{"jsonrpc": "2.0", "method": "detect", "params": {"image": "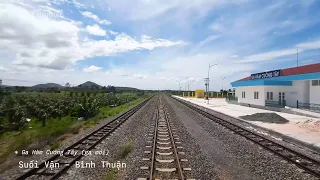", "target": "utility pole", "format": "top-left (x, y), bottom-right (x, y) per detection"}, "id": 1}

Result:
top-left (222, 77), bottom-right (225, 90)
top-left (185, 76), bottom-right (190, 93)
top-left (222, 77), bottom-right (225, 97)
top-left (206, 63), bottom-right (218, 103)
top-left (297, 48), bottom-right (299, 66)
top-left (204, 77), bottom-right (209, 99)
top-left (176, 80), bottom-right (181, 96)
